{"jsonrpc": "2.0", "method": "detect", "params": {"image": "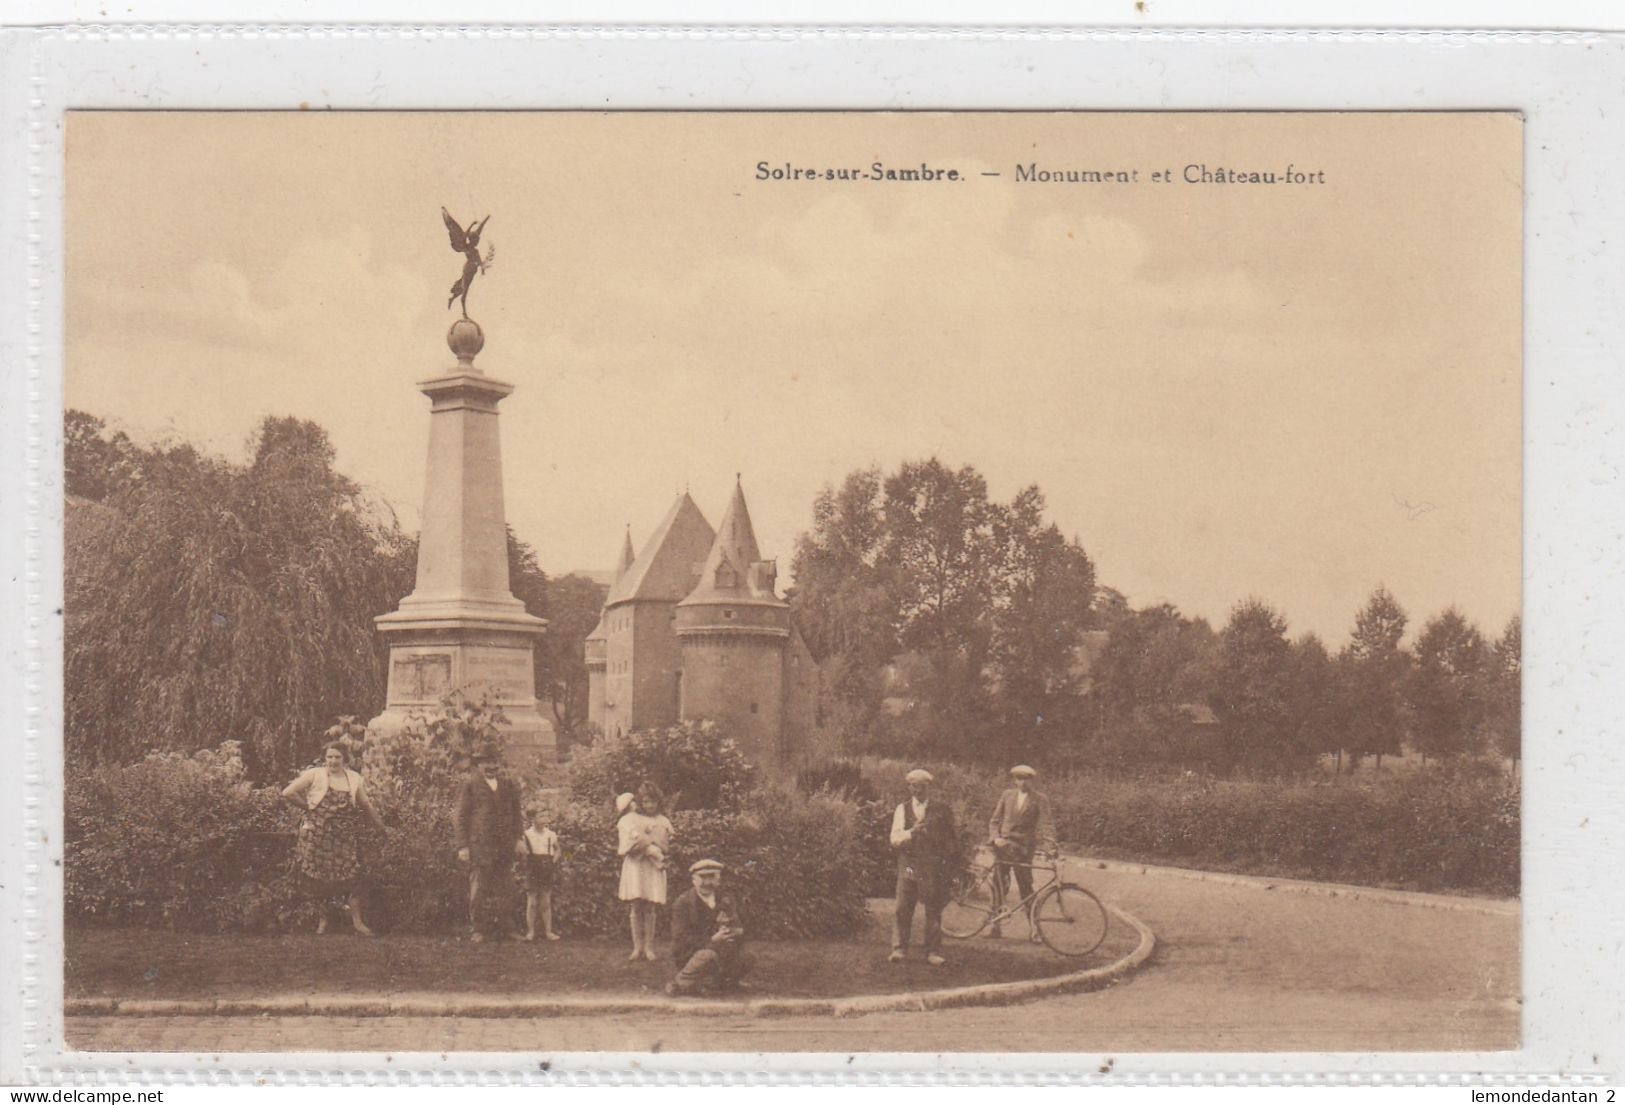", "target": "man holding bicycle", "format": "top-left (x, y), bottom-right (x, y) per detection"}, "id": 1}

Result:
top-left (985, 764), bottom-right (1057, 940)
